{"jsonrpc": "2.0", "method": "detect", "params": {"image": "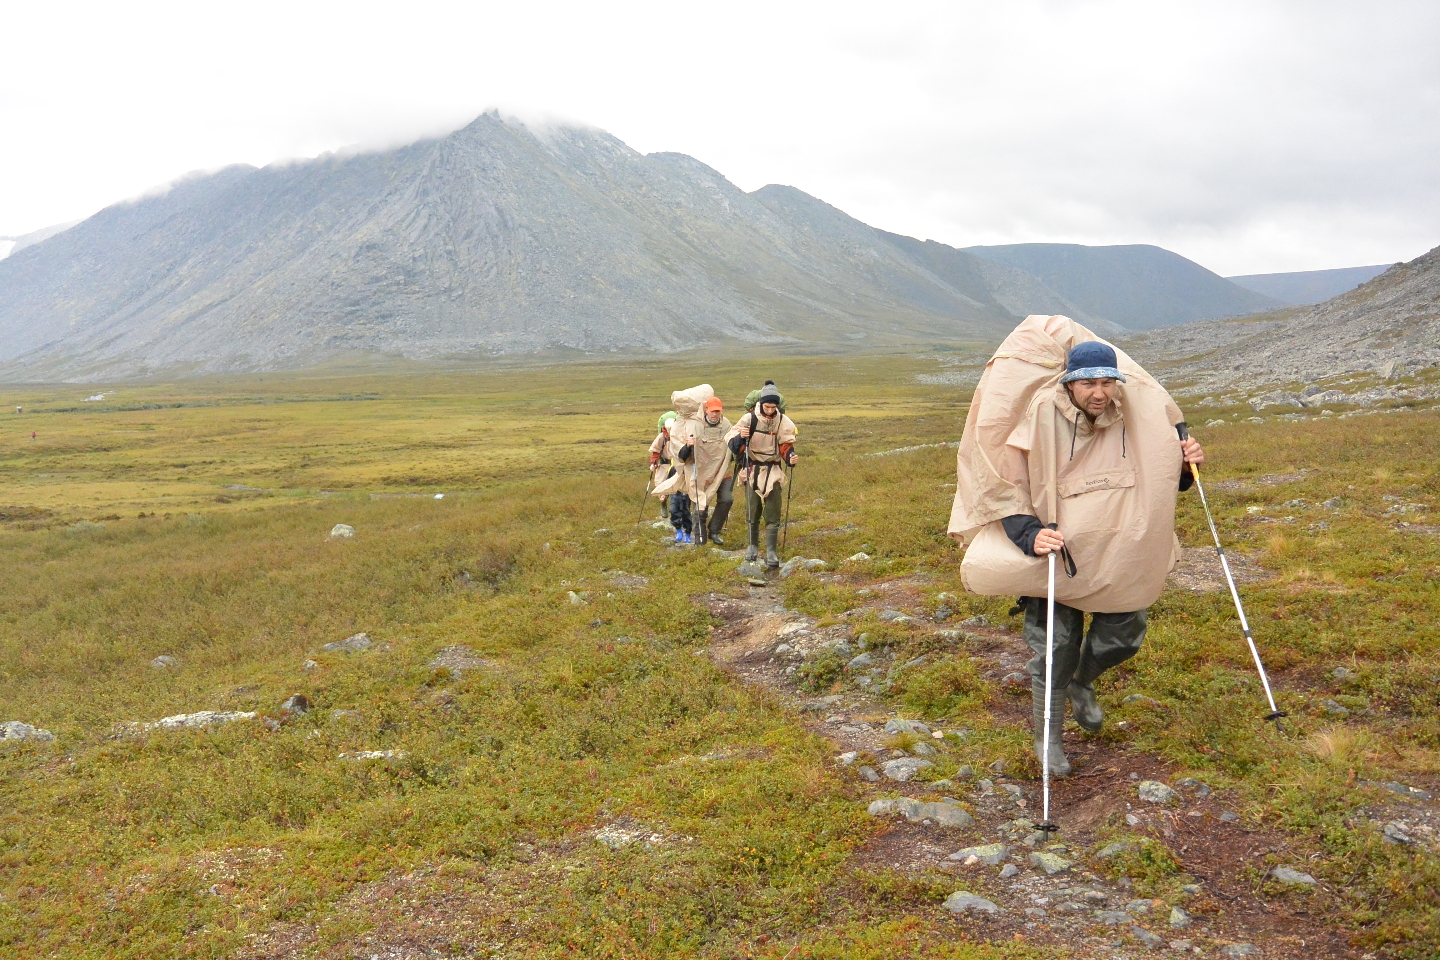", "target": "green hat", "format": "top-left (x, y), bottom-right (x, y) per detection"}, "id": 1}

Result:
top-left (657, 411), bottom-right (678, 431)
